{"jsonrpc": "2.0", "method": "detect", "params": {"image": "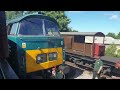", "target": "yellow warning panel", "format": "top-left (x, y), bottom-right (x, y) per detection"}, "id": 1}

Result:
top-left (26, 47), bottom-right (63, 73)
